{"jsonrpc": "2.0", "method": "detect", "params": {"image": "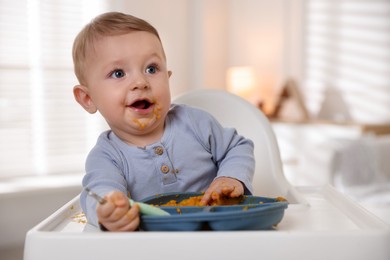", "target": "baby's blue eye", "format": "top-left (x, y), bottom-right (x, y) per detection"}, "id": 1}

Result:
top-left (146, 65), bottom-right (158, 74)
top-left (110, 69), bottom-right (125, 78)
